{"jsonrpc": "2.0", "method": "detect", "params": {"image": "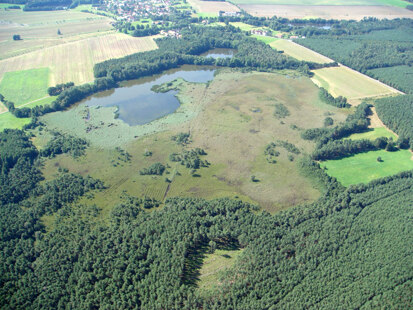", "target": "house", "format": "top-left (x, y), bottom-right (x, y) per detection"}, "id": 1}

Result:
top-left (251, 29), bottom-right (268, 36)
